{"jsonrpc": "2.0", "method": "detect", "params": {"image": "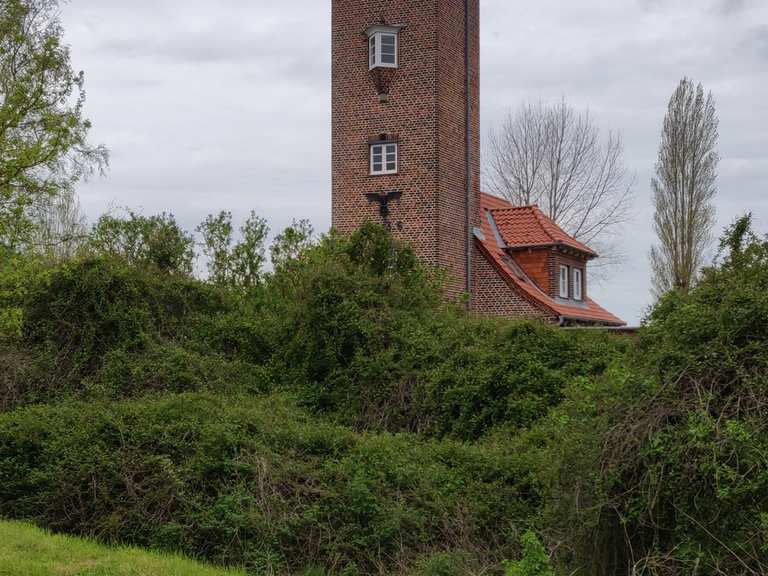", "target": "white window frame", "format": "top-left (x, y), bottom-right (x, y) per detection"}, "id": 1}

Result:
top-left (573, 268), bottom-right (583, 301)
top-left (370, 142), bottom-right (398, 175)
top-left (559, 265), bottom-right (569, 299)
top-left (367, 26), bottom-right (399, 70)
